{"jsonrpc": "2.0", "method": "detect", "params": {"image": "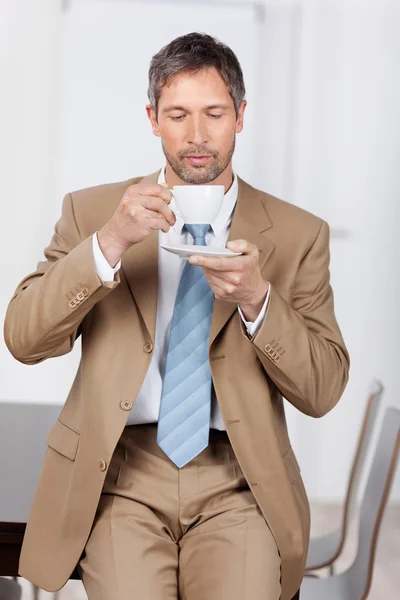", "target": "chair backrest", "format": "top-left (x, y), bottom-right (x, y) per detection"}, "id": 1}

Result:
top-left (336, 381), bottom-right (384, 558)
top-left (346, 406), bottom-right (400, 599)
